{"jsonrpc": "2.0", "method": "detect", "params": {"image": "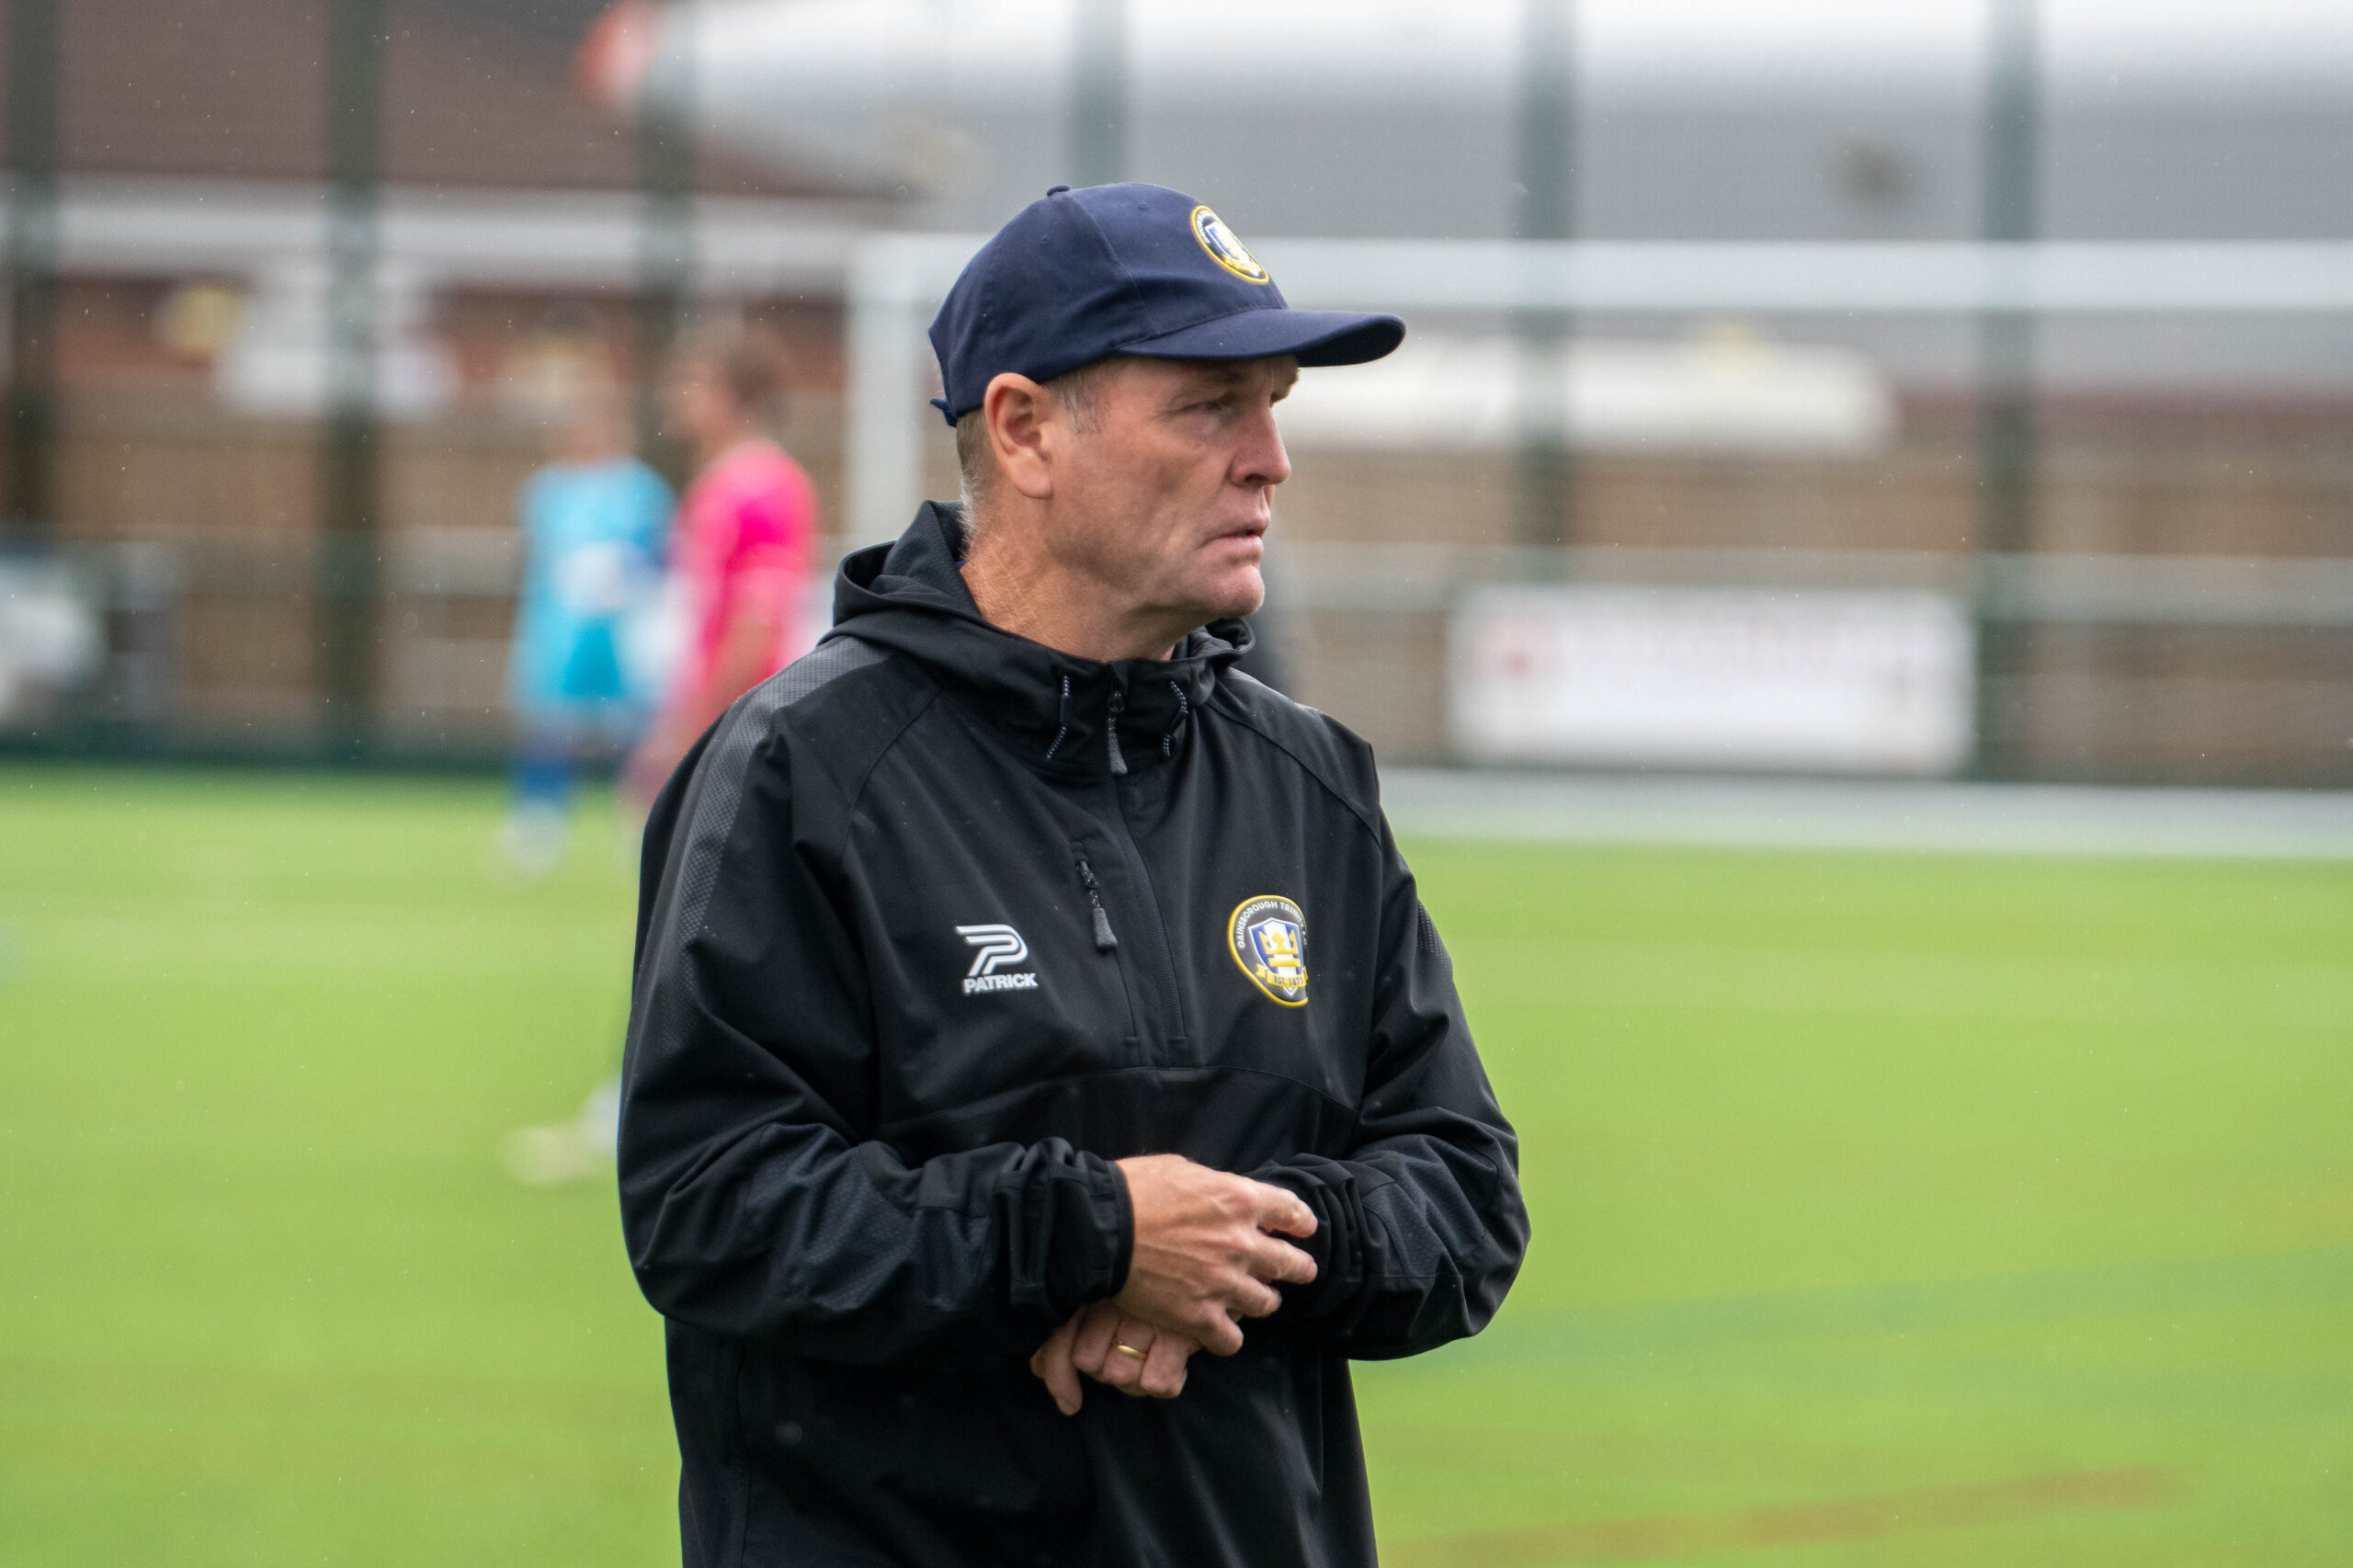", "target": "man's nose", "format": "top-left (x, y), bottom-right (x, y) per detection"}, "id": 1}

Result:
top-left (1235, 403), bottom-right (1292, 489)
